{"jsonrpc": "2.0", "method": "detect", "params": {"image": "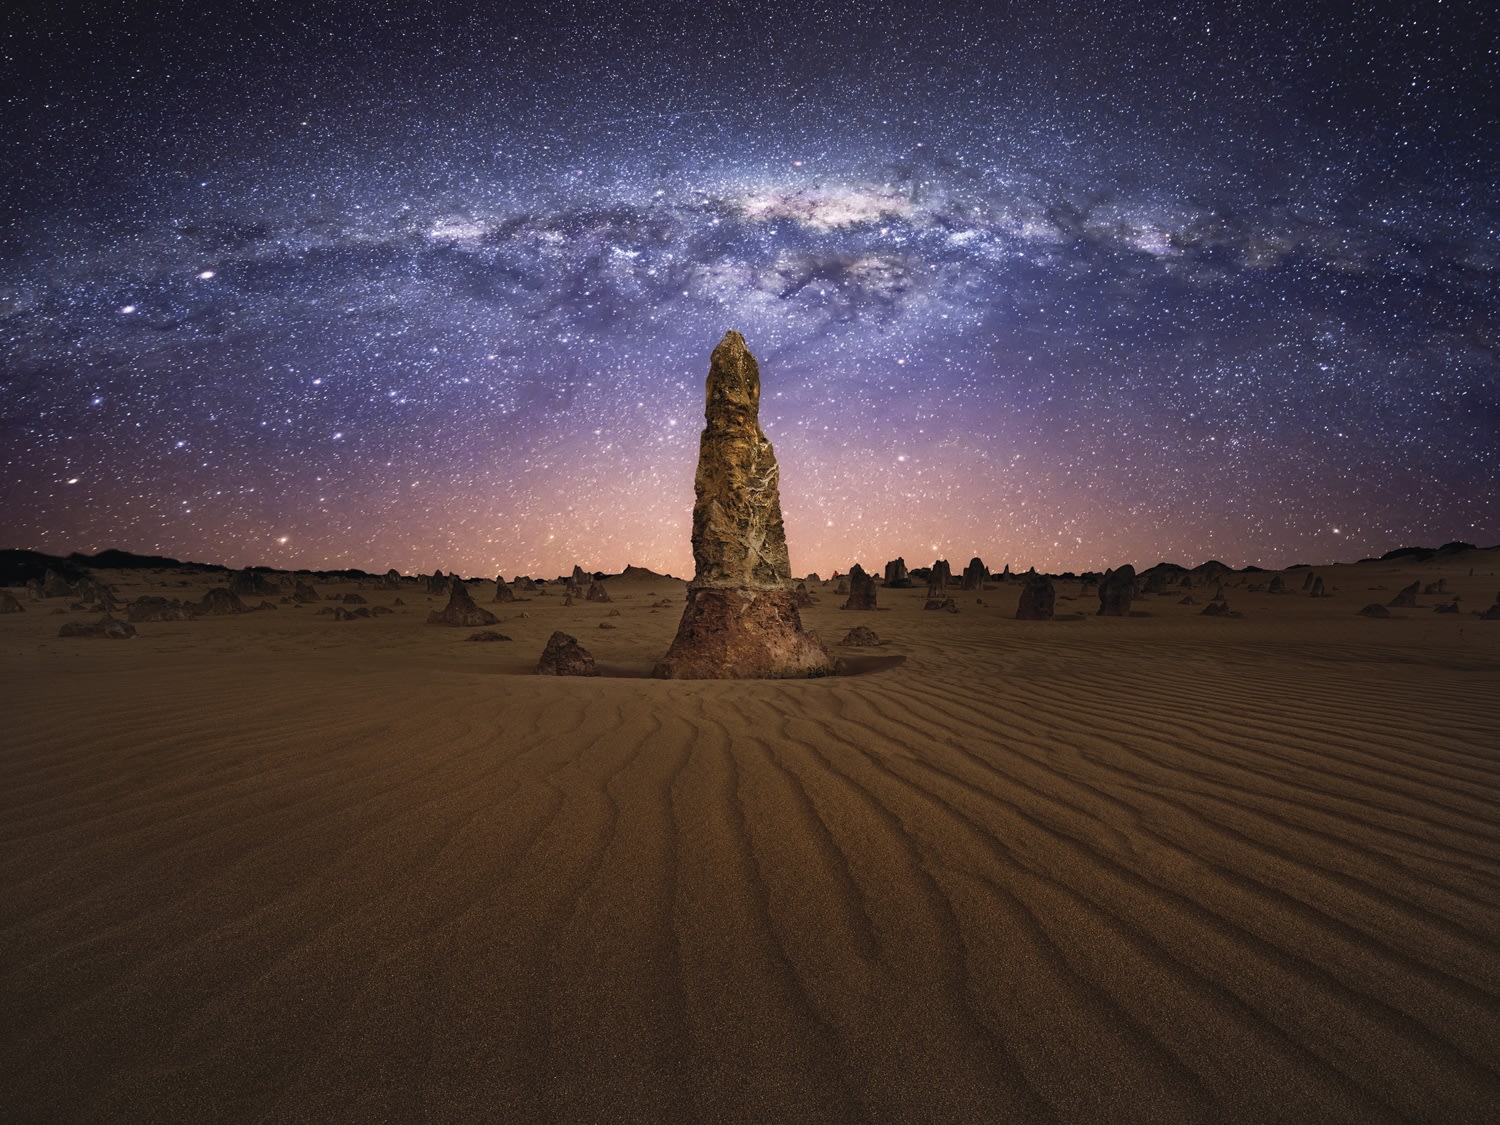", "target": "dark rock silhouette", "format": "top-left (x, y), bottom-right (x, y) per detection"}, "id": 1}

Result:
top-left (654, 332), bottom-right (833, 678)
top-left (1480, 592), bottom-right (1500, 621)
top-left (0, 590), bottom-right (24, 613)
top-left (1268, 575), bottom-right (1286, 594)
top-left (883, 558), bottom-right (911, 587)
top-left (924, 597), bottom-right (958, 612)
top-left (41, 569), bottom-right (73, 598)
top-left (341, 593), bottom-right (367, 604)
top-left (293, 581), bottom-right (320, 603)
top-left (127, 596), bottom-right (194, 622)
top-left (927, 559), bottom-right (952, 598)
top-left (467, 630), bottom-right (512, 642)
top-left (793, 580), bottom-right (813, 607)
top-left (839, 626), bottom-right (881, 646)
top-left (1309, 576), bottom-right (1329, 598)
top-left (537, 630), bottom-right (599, 676)
top-left (842, 564), bottom-right (877, 610)
top-left (494, 577), bottom-right (517, 603)
top-left (586, 579), bottom-right (612, 603)
top-left (960, 557), bottom-right (986, 591)
top-left (197, 588), bottom-right (248, 615)
top-left (229, 569), bottom-right (278, 598)
top-left (1201, 600), bottom-right (1236, 617)
top-left (382, 569), bottom-right (402, 589)
top-left (1097, 565), bottom-right (1137, 616)
top-left (427, 578), bottom-right (499, 627)
top-left (426, 570), bottom-right (450, 597)
top-left (1388, 580), bottom-right (1420, 608)
top-left (1423, 579), bottom-right (1448, 595)
top-left (59, 614), bottom-right (135, 639)
top-left (1358, 603), bottom-right (1392, 618)
top-left (1015, 570), bottom-right (1055, 620)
